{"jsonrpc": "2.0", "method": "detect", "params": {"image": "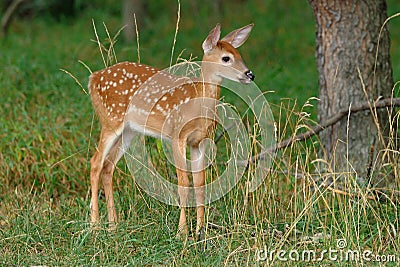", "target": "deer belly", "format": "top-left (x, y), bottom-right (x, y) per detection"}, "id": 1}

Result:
top-left (186, 129), bottom-right (208, 146)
